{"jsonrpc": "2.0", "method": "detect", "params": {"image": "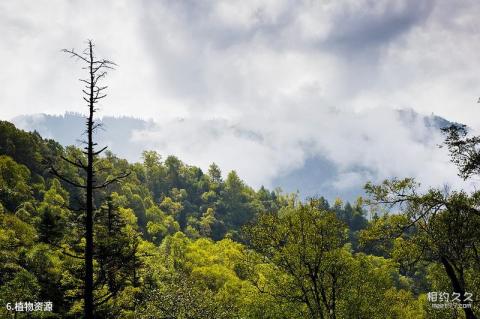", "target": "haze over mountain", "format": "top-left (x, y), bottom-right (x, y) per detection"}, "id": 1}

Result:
top-left (13, 109), bottom-right (465, 202)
